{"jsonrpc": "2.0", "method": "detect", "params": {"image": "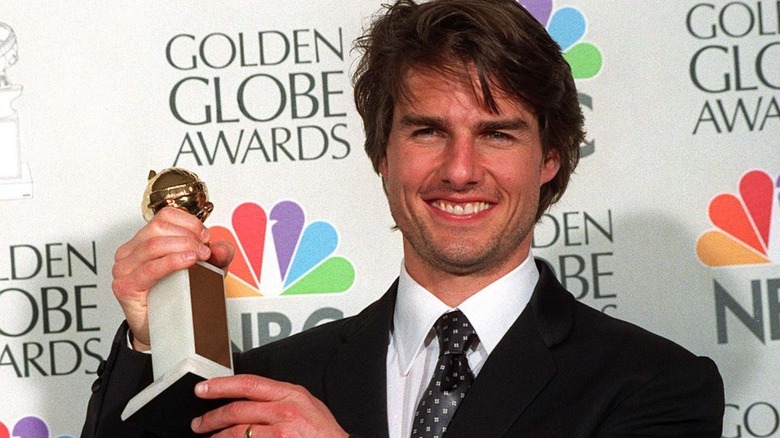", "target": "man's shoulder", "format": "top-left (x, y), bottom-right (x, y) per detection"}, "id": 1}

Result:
top-left (558, 297), bottom-right (722, 402)
top-left (533, 260), bottom-right (702, 367)
top-left (565, 302), bottom-right (724, 434)
top-left (570, 299), bottom-right (697, 363)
